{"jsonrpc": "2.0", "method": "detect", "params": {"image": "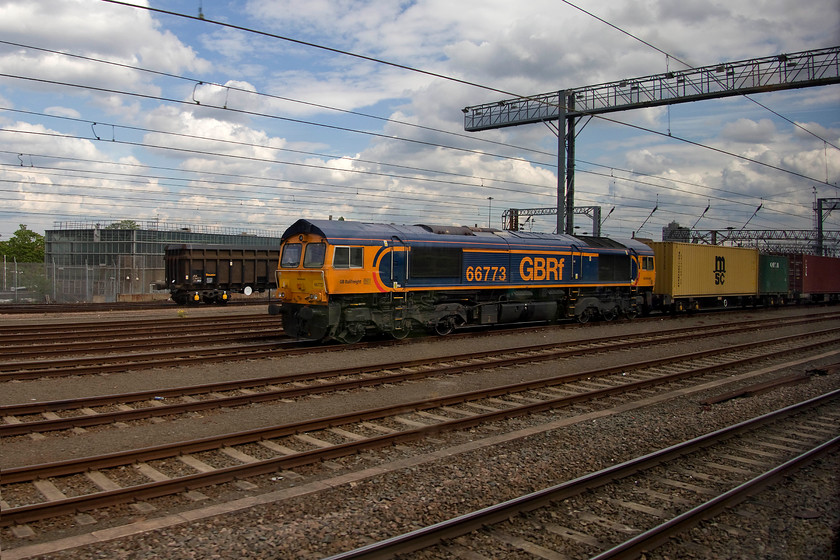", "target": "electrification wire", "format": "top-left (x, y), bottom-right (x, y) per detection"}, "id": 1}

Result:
top-left (0, 165), bottom-right (547, 214)
top-left (0, 126), bottom-right (554, 199)
top-left (5, 106), bottom-right (800, 216)
top-left (1, 154), bottom-right (808, 232)
top-left (0, 73), bottom-right (551, 169)
top-left (574, 160), bottom-right (819, 219)
top-left (100, 0), bottom-right (522, 99)
top-left (97, 1), bottom-right (838, 183)
top-left (0, 5), bottom-right (829, 245)
top-left (0, 39), bottom-right (557, 159)
top-left (2, 136), bottom-right (805, 227)
top-left (0, 107), bottom-right (552, 191)
top-left (558, 0), bottom-right (840, 151)
top-left (2, 70), bottom-right (832, 191)
top-left (0, 125), bottom-right (815, 230)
